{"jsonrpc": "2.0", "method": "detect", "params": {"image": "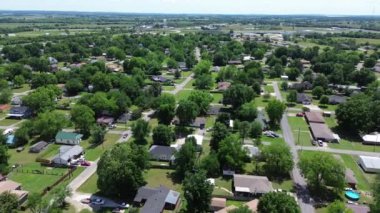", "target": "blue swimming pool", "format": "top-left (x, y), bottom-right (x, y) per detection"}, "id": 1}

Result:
top-left (345, 190), bottom-right (360, 201)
